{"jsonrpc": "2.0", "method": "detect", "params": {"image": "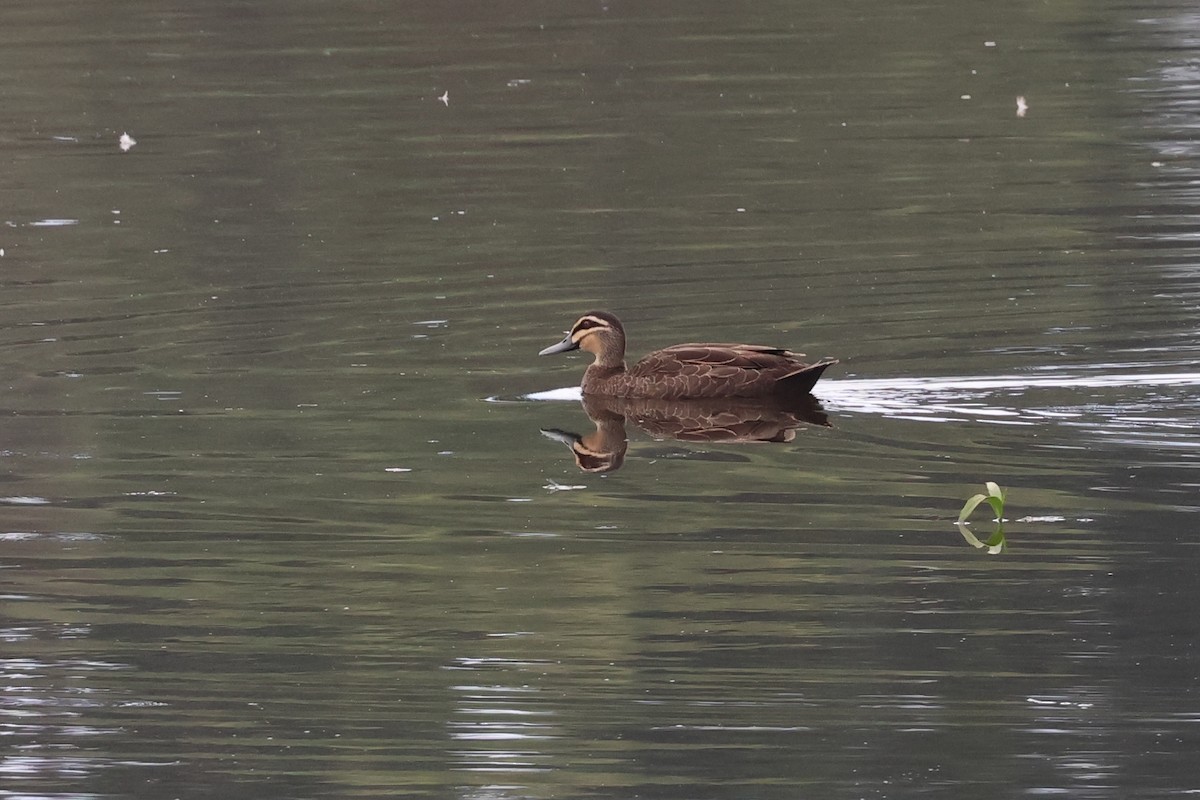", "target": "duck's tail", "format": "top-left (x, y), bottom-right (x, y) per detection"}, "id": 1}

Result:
top-left (777, 359), bottom-right (839, 394)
